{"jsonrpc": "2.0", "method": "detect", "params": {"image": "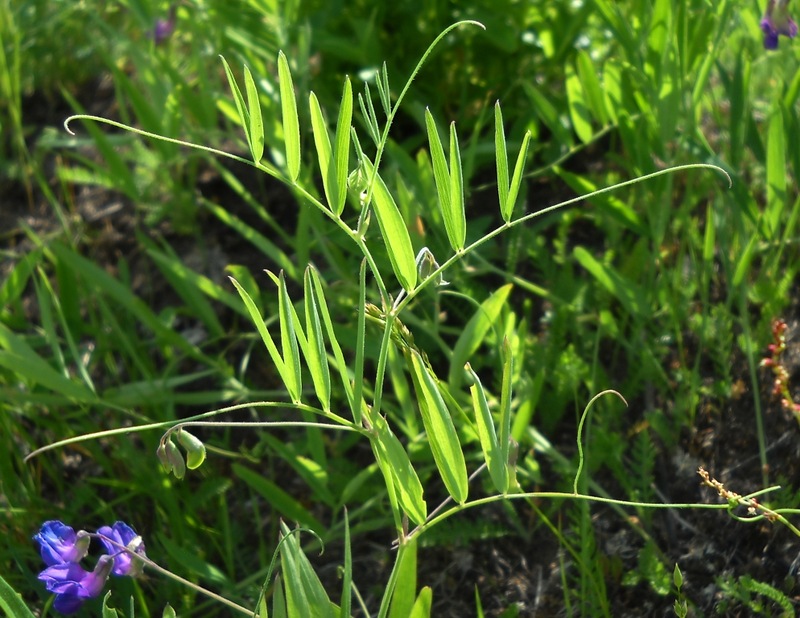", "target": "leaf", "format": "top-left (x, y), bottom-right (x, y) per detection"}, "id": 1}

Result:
top-left (234, 465), bottom-right (324, 532)
top-left (244, 65), bottom-right (265, 162)
top-left (448, 284), bottom-right (513, 389)
top-left (408, 587), bottom-right (433, 618)
top-left (303, 268), bottom-right (331, 410)
top-left (229, 277), bottom-right (289, 392)
top-left (466, 363), bottom-right (508, 494)
top-left (566, 62), bottom-right (593, 144)
top-left (361, 158), bottom-right (417, 291)
top-left (766, 104), bottom-right (786, 240)
top-left (220, 56), bottom-right (252, 154)
top-left (447, 121), bottom-right (467, 251)
top-left (425, 109), bottom-right (453, 235)
top-left (0, 572), bottom-right (37, 618)
top-left (310, 91), bottom-right (334, 211)
top-left (278, 51), bottom-right (301, 182)
top-left (388, 540), bottom-right (418, 618)
top-left (278, 271), bottom-right (302, 403)
top-left (494, 102), bottom-right (510, 221)
top-left (333, 77), bottom-right (353, 215)
top-left (506, 130), bottom-right (530, 222)
top-left (408, 350), bottom-right (468, 504)
top-left (279, 523), bottom-right (336, 618)
top-left (575, 49), bottom-right (608, 126)
top-left (370, 413), bottom-right (427, 525)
